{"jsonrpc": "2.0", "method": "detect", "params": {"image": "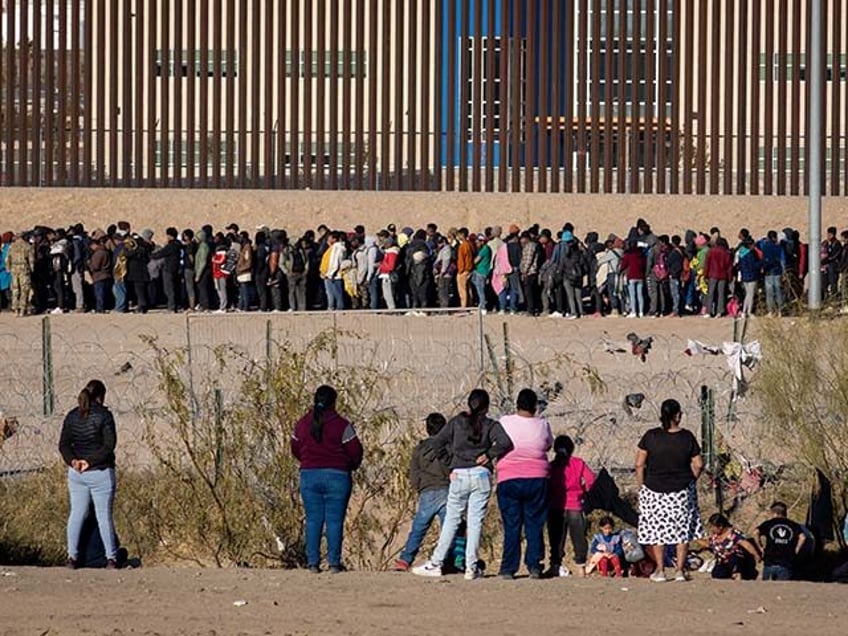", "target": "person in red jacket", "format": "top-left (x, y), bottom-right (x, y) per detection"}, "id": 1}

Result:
top-left (620, 241), bottom-right (647, 318)
top-left (704, 237), bottom-right (734, 317)
top-left (291, 385), bottom-right (364, 573)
